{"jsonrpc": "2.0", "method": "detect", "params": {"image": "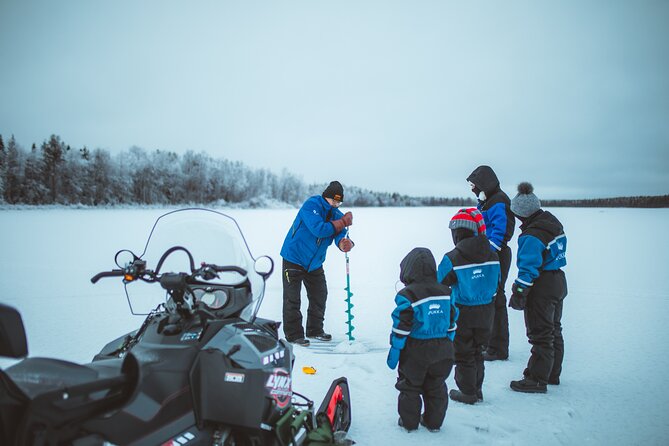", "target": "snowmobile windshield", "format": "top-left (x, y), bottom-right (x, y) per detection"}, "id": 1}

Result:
top-left (124, 208), bottom-right (266, 320)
